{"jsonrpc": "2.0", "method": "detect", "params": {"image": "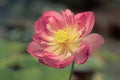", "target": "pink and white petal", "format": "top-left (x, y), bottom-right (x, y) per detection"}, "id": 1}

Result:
top-left (84, 33), bottom-right (104, 53)
top-left (75, 13), bottom-right (87, 29)
top-left (33, 33), bottom-right (54, 42)
top-left (48, 17), bottom-right (64, 29)
top-left (34, 16), bottom-right (50, 34)
top-left (62, 9), bottom-right (75, 26)
top-left (35, 16), bottom-right (64, 34)
top-left (32, 34), bottom-right (49, 47)
top-left (75, 12), bottom-right (95, 36)
top-left (32, 34), bottom-right (42, 43)
top-left (39, 32), bottom-right (54, 42)
top-left (42, 10), bottom-right (63, 21)
top-left (74, 41), bottom-right (90, 64)
top-left (26, 41), bottom-right (45, 59)
top-left (39, 51), bottom-right (74, 68)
